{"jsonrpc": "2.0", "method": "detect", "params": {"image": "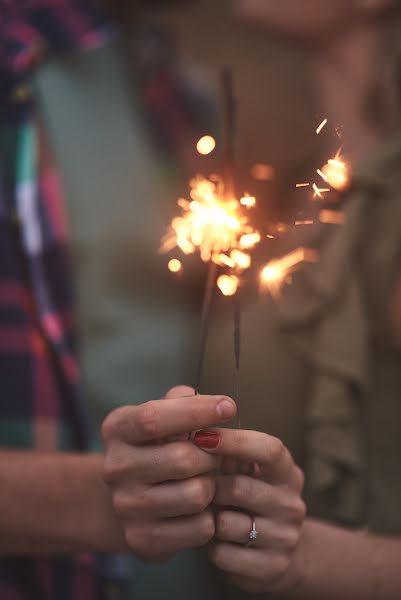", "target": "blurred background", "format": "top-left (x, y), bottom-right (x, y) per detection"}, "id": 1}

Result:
top-left (31, 1), bottom-right (332, 598)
